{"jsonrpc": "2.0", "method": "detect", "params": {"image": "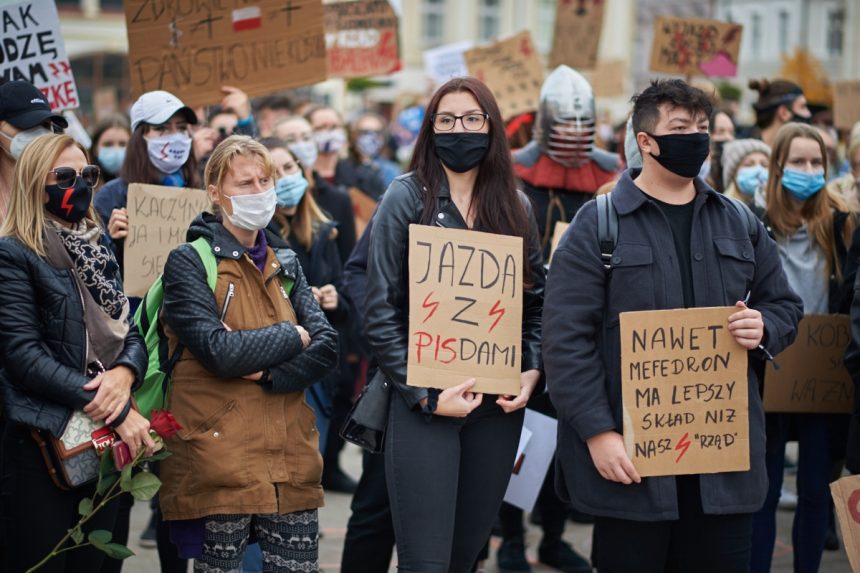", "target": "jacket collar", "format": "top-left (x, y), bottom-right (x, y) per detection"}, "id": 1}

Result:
top-left (612, 168), bottom-right (722, 215)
